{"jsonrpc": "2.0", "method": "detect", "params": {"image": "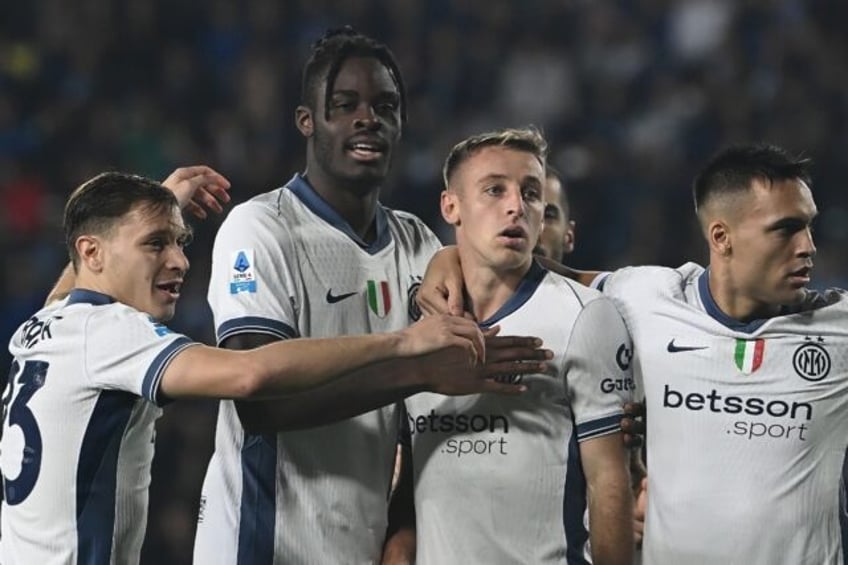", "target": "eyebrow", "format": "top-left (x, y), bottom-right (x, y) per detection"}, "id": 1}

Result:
top-left (765, 213), bottom-right (818, 231)
top-left (142, 226), bottom-right (192, 241)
